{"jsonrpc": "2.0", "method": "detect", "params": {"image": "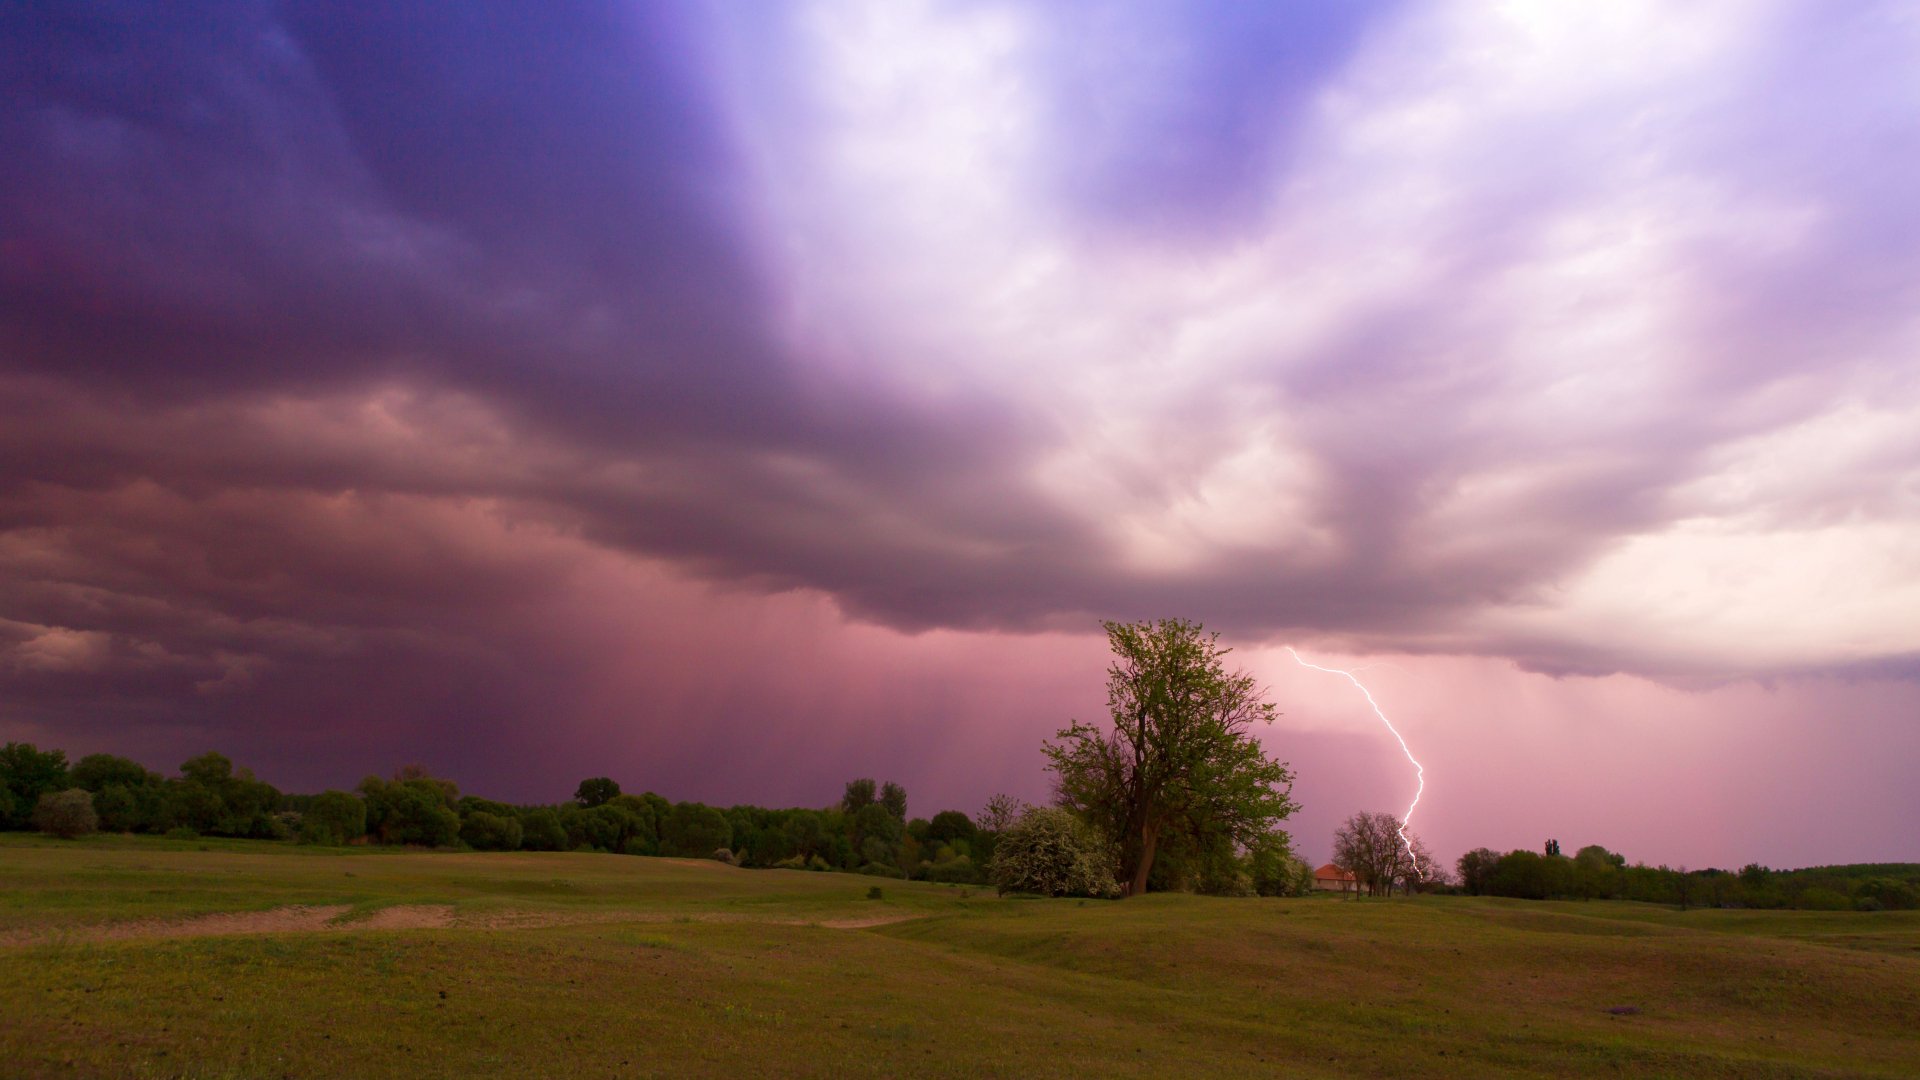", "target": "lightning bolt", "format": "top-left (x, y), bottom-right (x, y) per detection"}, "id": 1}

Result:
top-left (1286, 647), bottom-right (1426, 878)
